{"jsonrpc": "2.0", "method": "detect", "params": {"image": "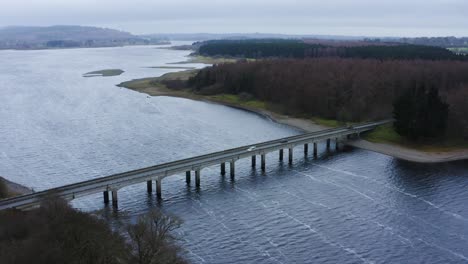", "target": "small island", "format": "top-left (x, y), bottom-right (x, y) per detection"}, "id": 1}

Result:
top-left (83, 69), bottom-right (124, 77)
